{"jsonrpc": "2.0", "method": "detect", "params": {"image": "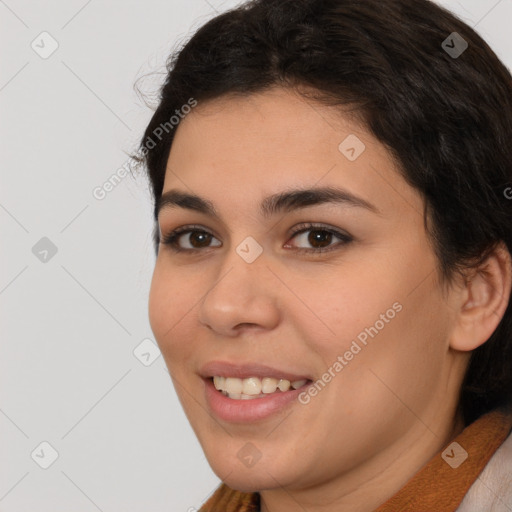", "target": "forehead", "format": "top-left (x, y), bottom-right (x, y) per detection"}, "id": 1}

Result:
top-left (168, 88), bottom-right (366, 166)
top-left (162, 87), bottom-right (424, 221)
